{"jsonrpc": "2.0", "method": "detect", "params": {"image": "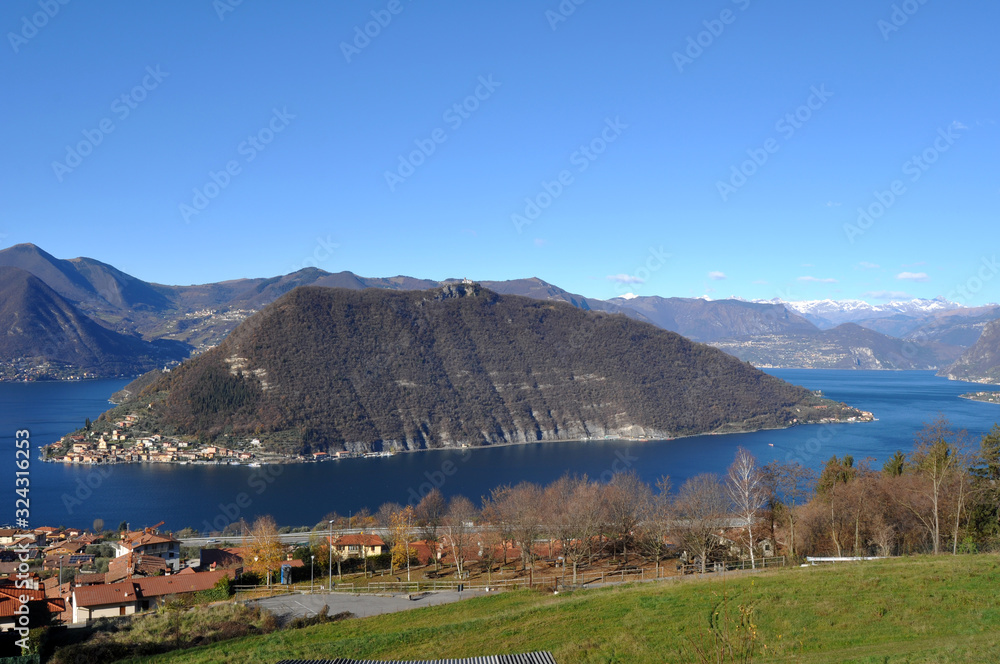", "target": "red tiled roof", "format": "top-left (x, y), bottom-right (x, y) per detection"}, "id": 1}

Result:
top-left (199, 548), bottom-right (243, 570)
top-left (135, 569), bottom-right (234, 598)
top-left (121, 530), bottom-right (178, 549)
top-left (332, 534), bottom-right (385, 547)
top-left (44, 580), bottom-right (71, 600)
top-left (45, 540), bottom-right (87, 554)
top-left (73, 581), bottom-right (139, 608)
top-left (107, 554), bottom-right (169, 583)
top-left (74, 572), bottom-right (107, 586)
top-left (0, 591), bottom-right (64, 618)
top-left (0, 587), bottom-right (43, 601)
